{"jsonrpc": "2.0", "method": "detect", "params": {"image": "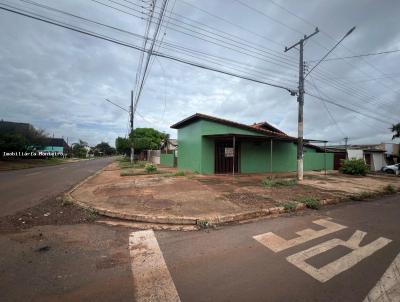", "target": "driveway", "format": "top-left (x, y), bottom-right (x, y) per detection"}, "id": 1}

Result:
top-left (0, 157), bottom-right (115, 217)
